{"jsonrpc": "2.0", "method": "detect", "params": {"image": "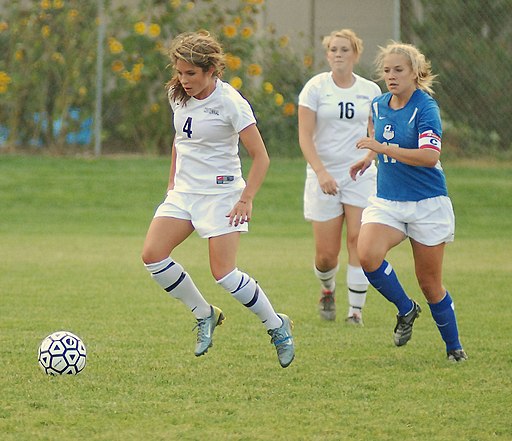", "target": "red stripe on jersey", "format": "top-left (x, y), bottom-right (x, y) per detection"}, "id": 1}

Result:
top-left (419, 131), bottom-right (441, 152)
